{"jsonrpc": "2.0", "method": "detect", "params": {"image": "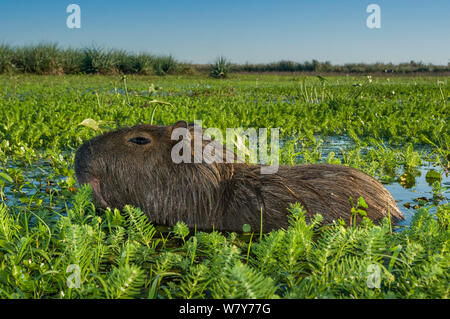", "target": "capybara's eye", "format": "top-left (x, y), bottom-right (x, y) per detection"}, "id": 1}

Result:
top-left (128, 137), bottom-right (151, 145)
